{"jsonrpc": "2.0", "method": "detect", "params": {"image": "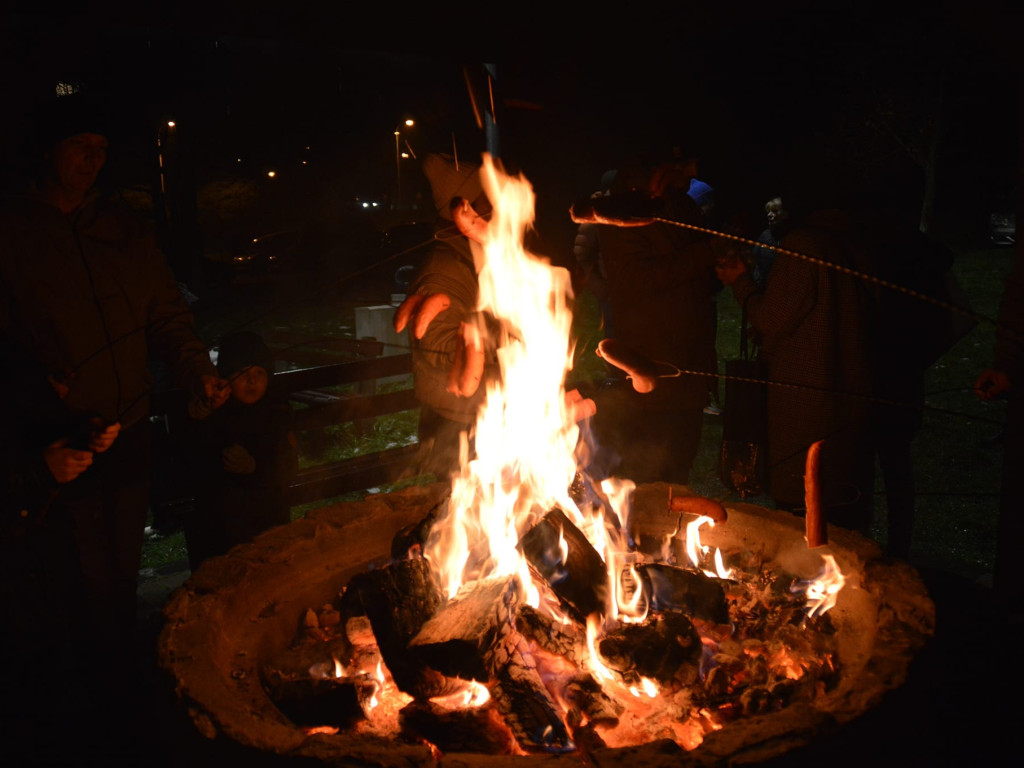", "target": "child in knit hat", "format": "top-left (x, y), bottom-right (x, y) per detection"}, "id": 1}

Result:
top-left (177, 331), bottom-right (297, 570)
